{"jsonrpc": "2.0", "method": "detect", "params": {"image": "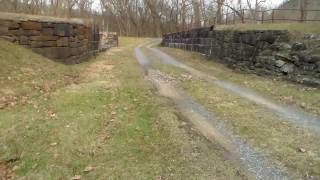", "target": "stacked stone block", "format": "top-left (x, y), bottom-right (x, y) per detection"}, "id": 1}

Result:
top-left (0, 18), bottom-right (94, 63)
top-left (162, 28), bottom-right (320, 86)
